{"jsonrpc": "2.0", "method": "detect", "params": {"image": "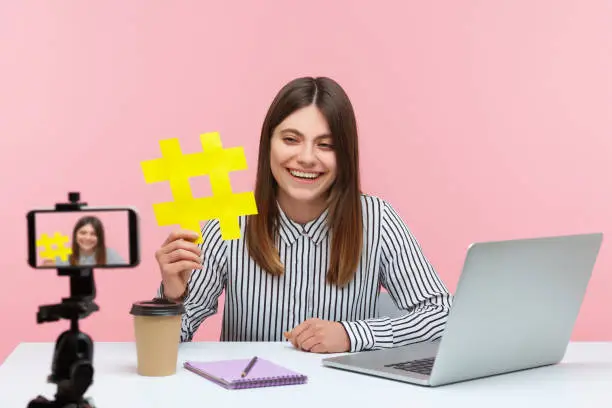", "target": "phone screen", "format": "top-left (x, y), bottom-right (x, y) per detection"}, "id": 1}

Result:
top-left (28, 208), bottom-right (139, 268)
